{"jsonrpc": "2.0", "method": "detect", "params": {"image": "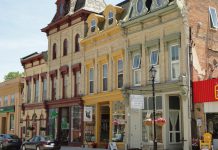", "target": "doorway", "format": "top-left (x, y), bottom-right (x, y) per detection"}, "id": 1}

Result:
top-left (1, 117), bottom-right (6, 134)
top-left (100, 105), bottom-right (110, 143)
